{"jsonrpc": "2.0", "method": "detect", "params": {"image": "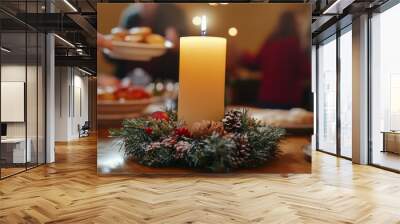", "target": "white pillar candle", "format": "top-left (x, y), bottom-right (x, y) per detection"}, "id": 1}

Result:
top-left (178, 36), bottom-right (227, 126)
